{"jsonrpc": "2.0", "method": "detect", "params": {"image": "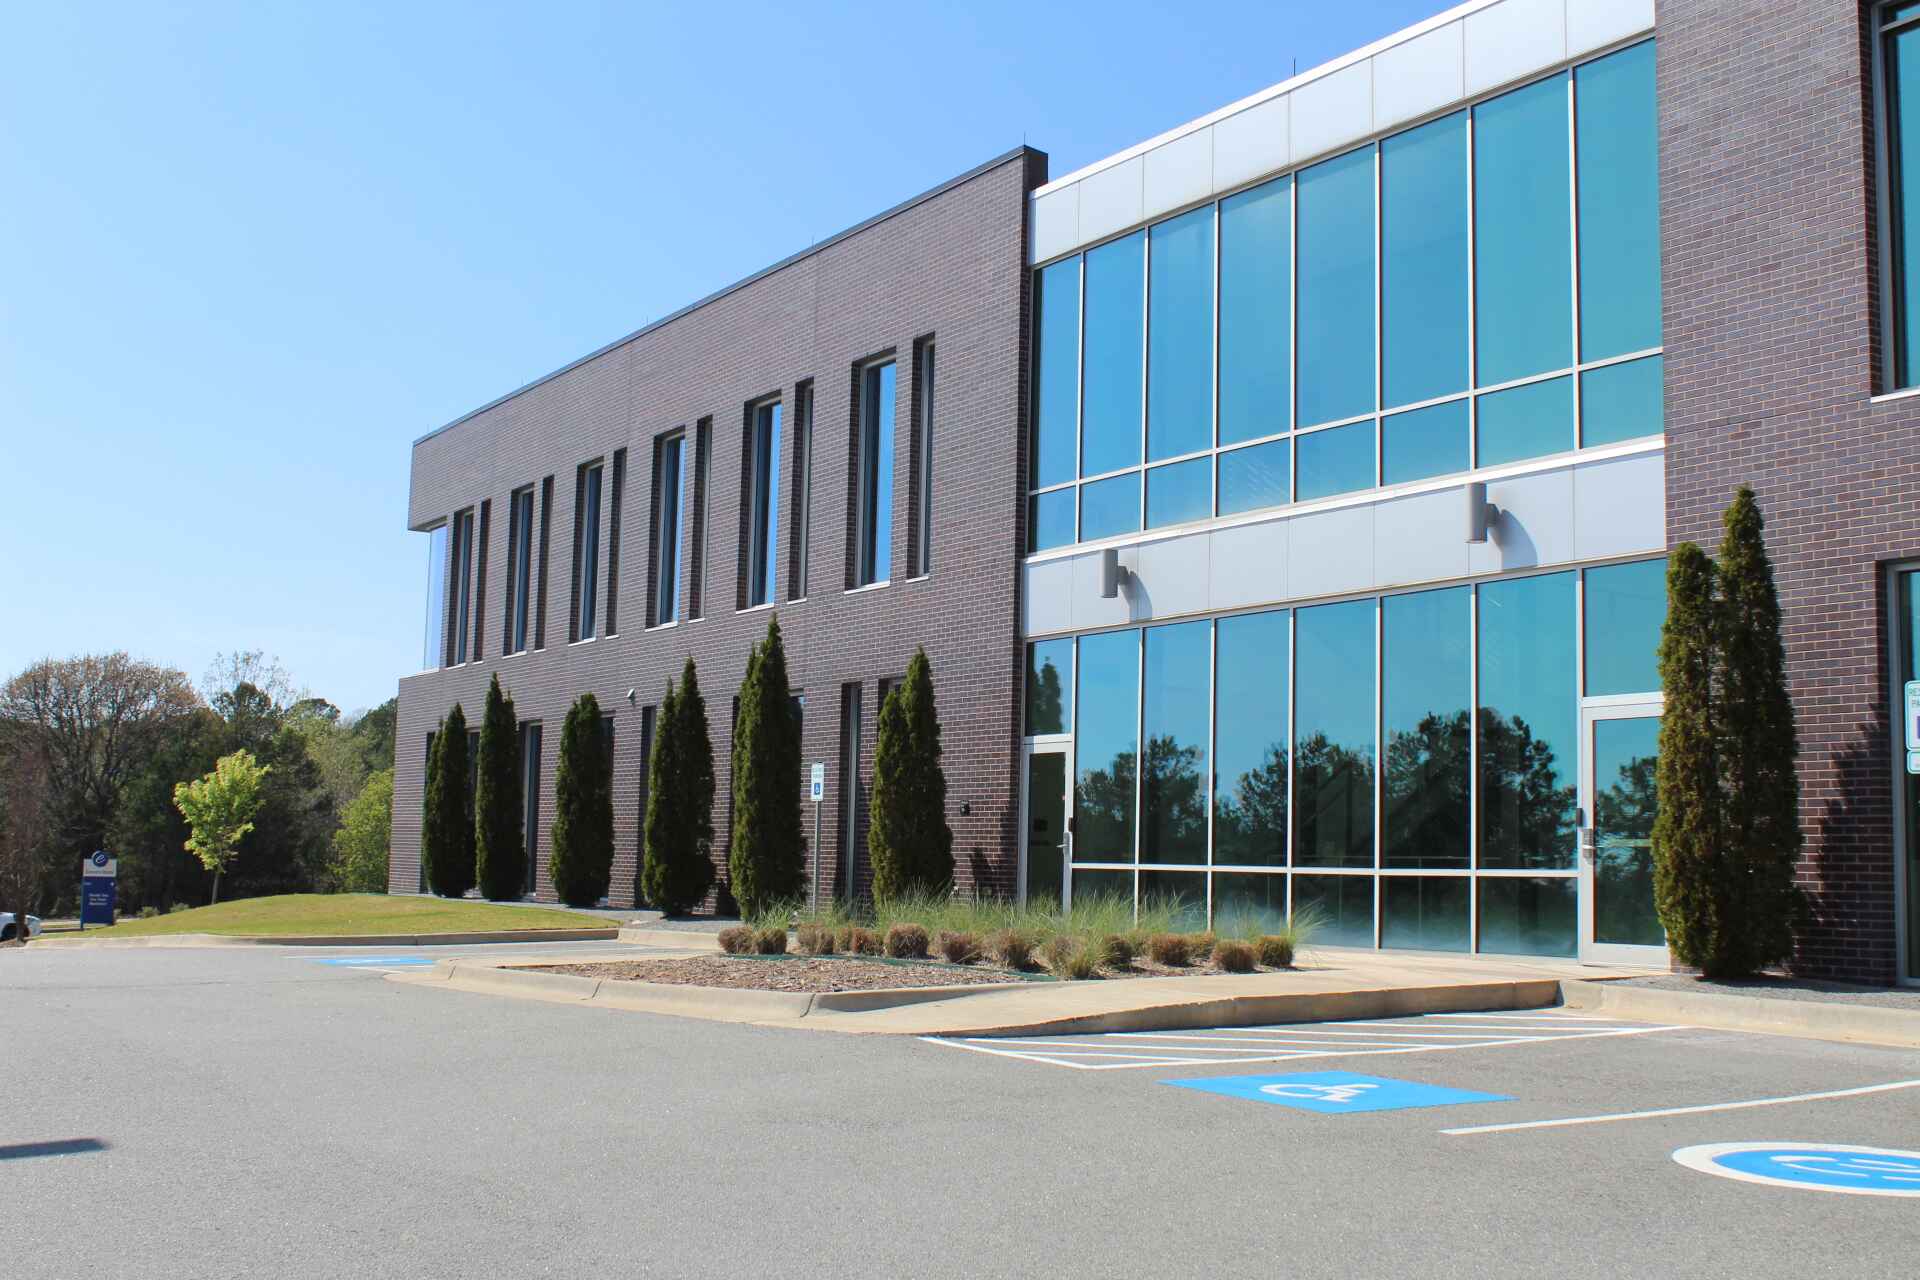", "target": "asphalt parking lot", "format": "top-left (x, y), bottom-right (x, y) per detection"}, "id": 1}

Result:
top-left (5, 942), bottom-right (1916, 1279)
